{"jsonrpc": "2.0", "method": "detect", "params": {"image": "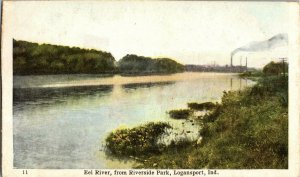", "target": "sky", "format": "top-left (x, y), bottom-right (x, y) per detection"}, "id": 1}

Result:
top-left (6, 1), bottom-right (294, 68)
